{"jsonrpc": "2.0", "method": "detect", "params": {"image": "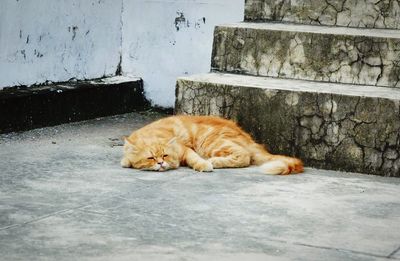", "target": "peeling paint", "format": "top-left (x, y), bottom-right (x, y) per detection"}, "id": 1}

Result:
top-left (71, 26), bottom-right (78, 40)
top-left (20, 50), bottom-right (26, 60)
top-left (175, 12), bottom-right (186, 31)
top-left (174, 11), bottom-right (208, 32)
